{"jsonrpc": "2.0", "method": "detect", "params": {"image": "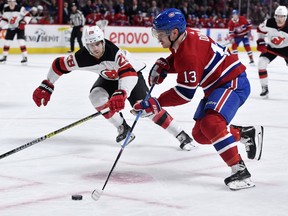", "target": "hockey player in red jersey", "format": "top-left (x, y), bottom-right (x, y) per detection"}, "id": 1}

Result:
top-left (32, 25), bottom-right (195, 151)
top-left (256, 5), bottom-right (288, 98)
top-left (0, 0), bottom-right (30, 63)
top-left (133, 8), bottom-right (264, 190)
top-left (228, 9), bottom-right (254, 65)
